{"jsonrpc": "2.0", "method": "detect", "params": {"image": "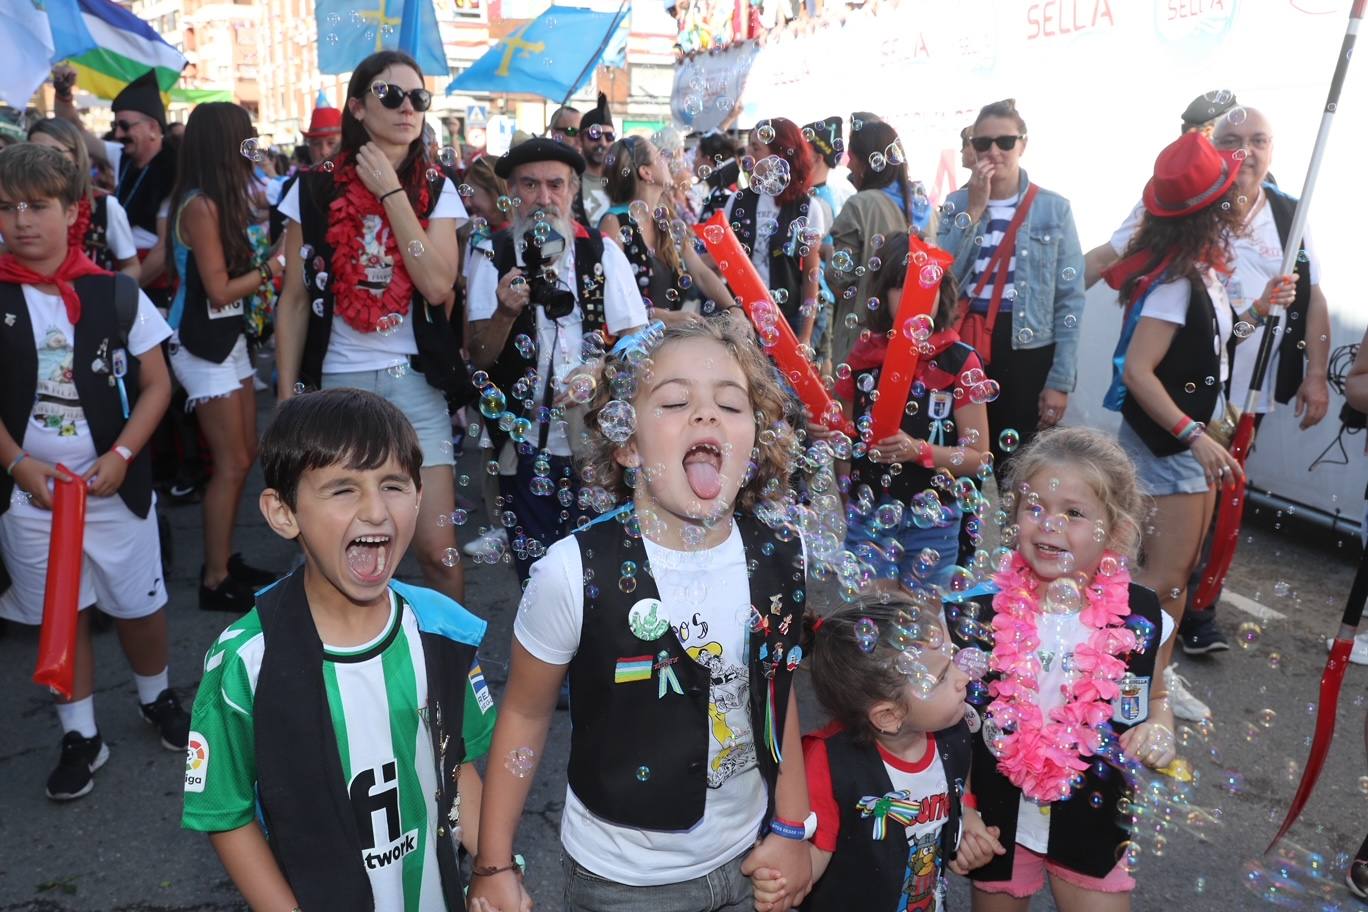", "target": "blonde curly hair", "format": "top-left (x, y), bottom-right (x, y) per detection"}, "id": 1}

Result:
top-left (576, 313), bottom-right (798, 514)
top-left (1004, 426), bottom-right (1147, 558)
